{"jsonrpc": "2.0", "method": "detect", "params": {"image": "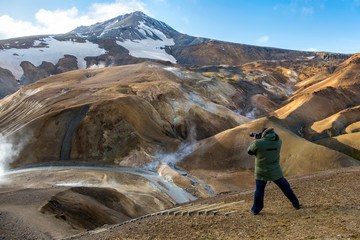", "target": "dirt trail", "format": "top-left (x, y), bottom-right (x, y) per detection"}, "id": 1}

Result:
top-left (74, 167), bottom-right (360, 240)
